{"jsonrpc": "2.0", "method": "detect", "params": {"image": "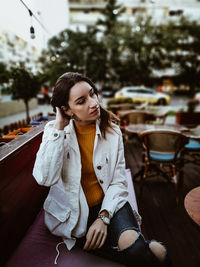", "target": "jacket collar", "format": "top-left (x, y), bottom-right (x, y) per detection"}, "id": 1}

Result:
top-left (64, 119), bottom-right (102, 138)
